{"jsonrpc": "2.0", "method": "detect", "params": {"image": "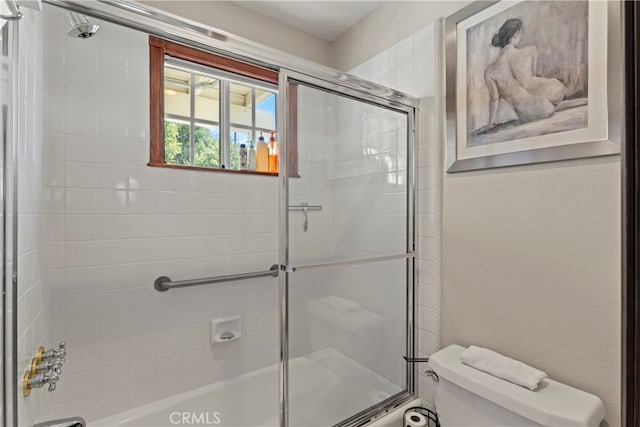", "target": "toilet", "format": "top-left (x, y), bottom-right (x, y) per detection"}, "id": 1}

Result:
top-left (428, 345), bottom-right (606, 426)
